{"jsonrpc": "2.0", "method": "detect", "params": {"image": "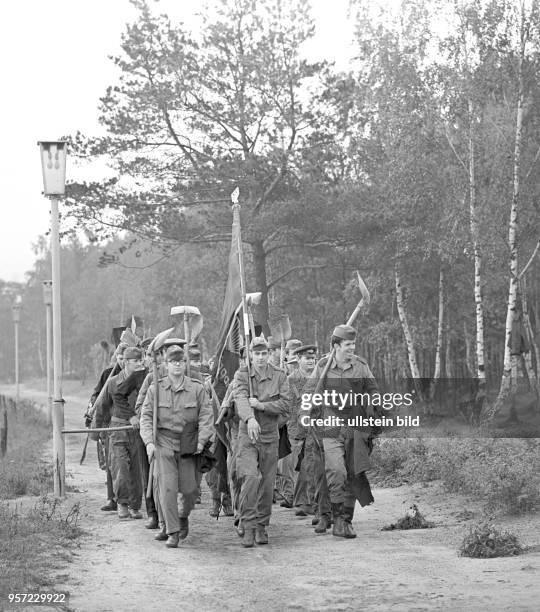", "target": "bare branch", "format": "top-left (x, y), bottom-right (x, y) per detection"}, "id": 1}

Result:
top-left (518, 239), bottom-right (540, 279)
top-left (444, 125), bottom-right (468, 173)
top-left (267, 264), bottom-right (327, 289)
